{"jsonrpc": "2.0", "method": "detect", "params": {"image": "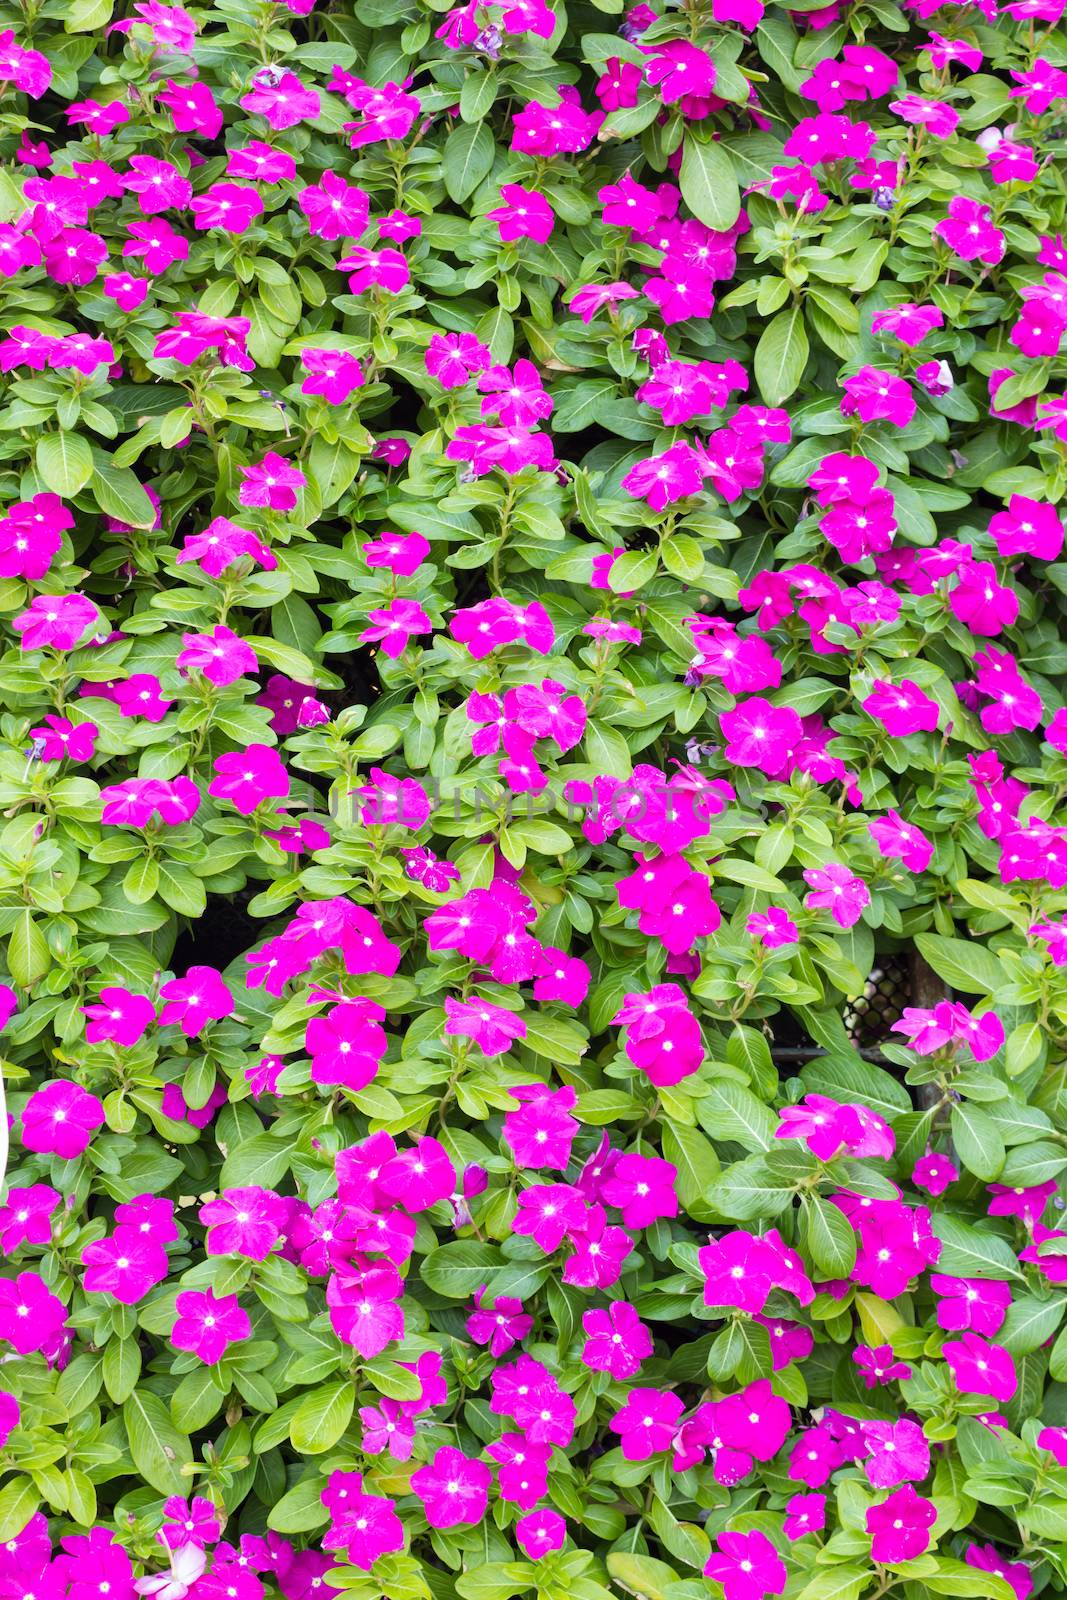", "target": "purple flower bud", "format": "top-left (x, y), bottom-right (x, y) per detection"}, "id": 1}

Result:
top-left (462, 1162), bottom-right (488, 1199)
